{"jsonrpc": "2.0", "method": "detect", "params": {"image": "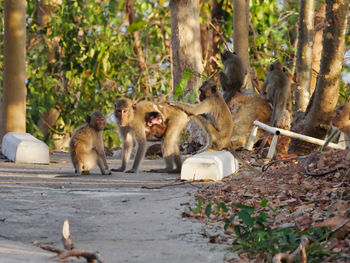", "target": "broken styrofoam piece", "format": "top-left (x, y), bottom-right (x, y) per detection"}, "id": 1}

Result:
top-left (181, 150), bottom-right (239, 181)
top-left (1, 132), bottom-right (50, 164)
